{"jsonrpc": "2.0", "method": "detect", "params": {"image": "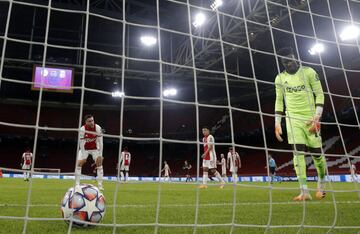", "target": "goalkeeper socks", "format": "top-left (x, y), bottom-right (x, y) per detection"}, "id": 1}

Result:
top-left (97, 166), bottom-right (104, 186)
top-left (312, 154), bottom-right (326, 180)
top-left (120, 171), bottom-right (124, 181)
top-left (293, 154), bottom-right (307, 190)
top-left (75, 166), bottom-right (82, 185)
top-left (203, 172), bottom-right (208, 184)
top-left (301, 184), bottom-right (309, 195)
top-left (317, 178), bottom-right (326, 191)
top-left (125, 172), bottom-right (129, 181)
top-left (214, 171), bottom-right (224, 183)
